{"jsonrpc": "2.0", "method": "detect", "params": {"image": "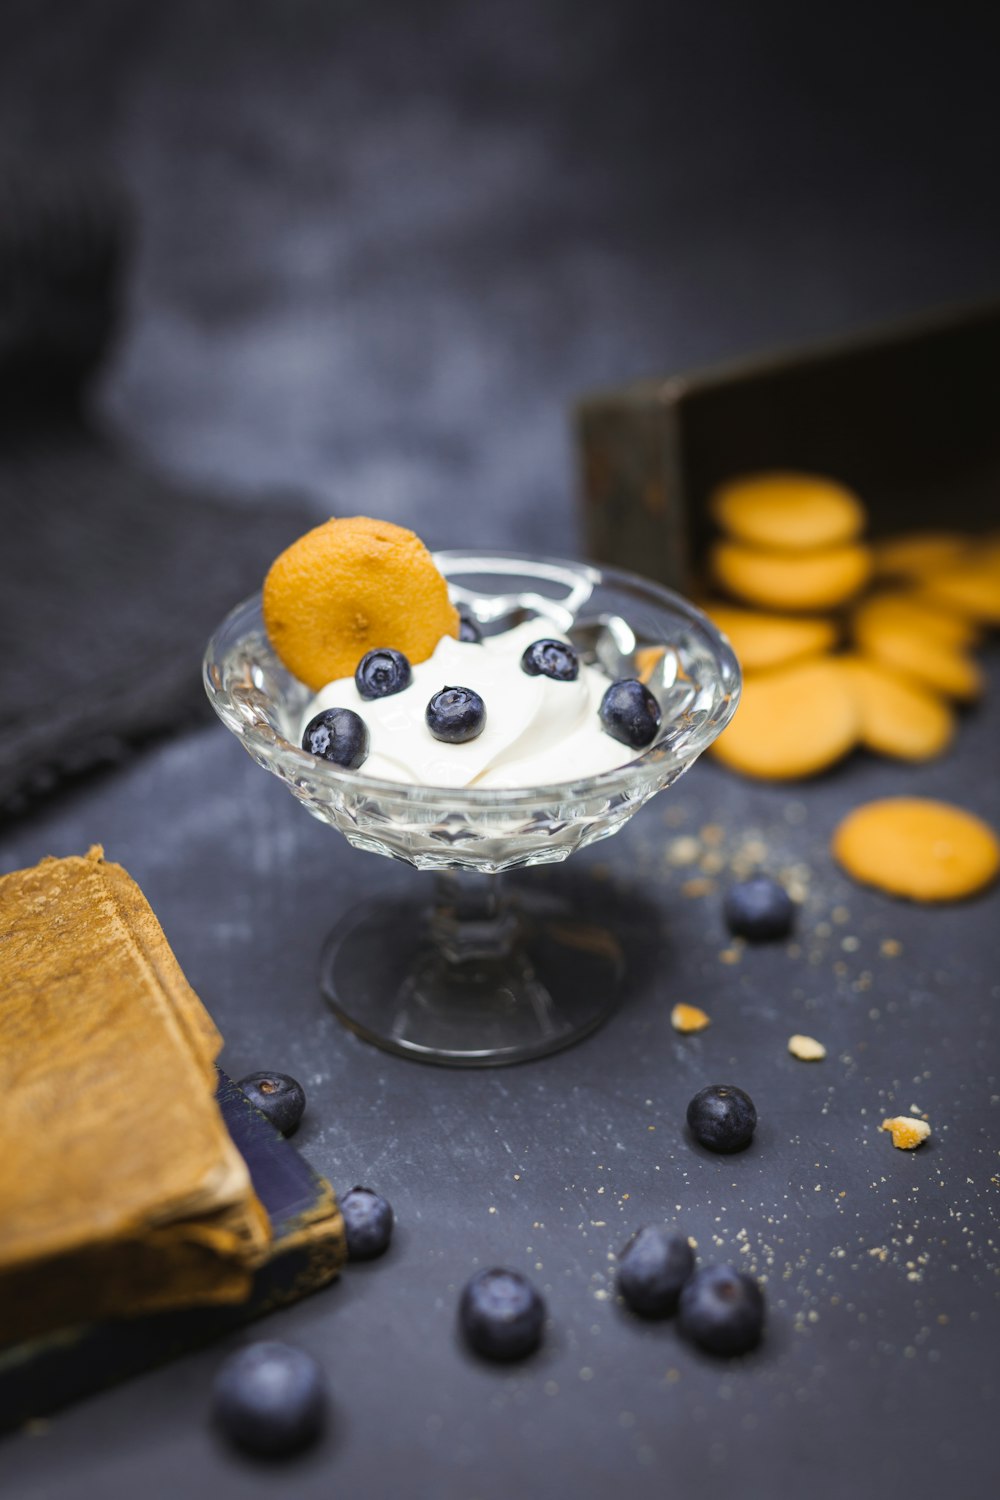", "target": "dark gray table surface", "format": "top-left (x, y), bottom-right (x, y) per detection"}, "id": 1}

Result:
top-left (3, 2), bottom-right (1000, 1496)
top-left (3, 661), bottom-right (998, 1500)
